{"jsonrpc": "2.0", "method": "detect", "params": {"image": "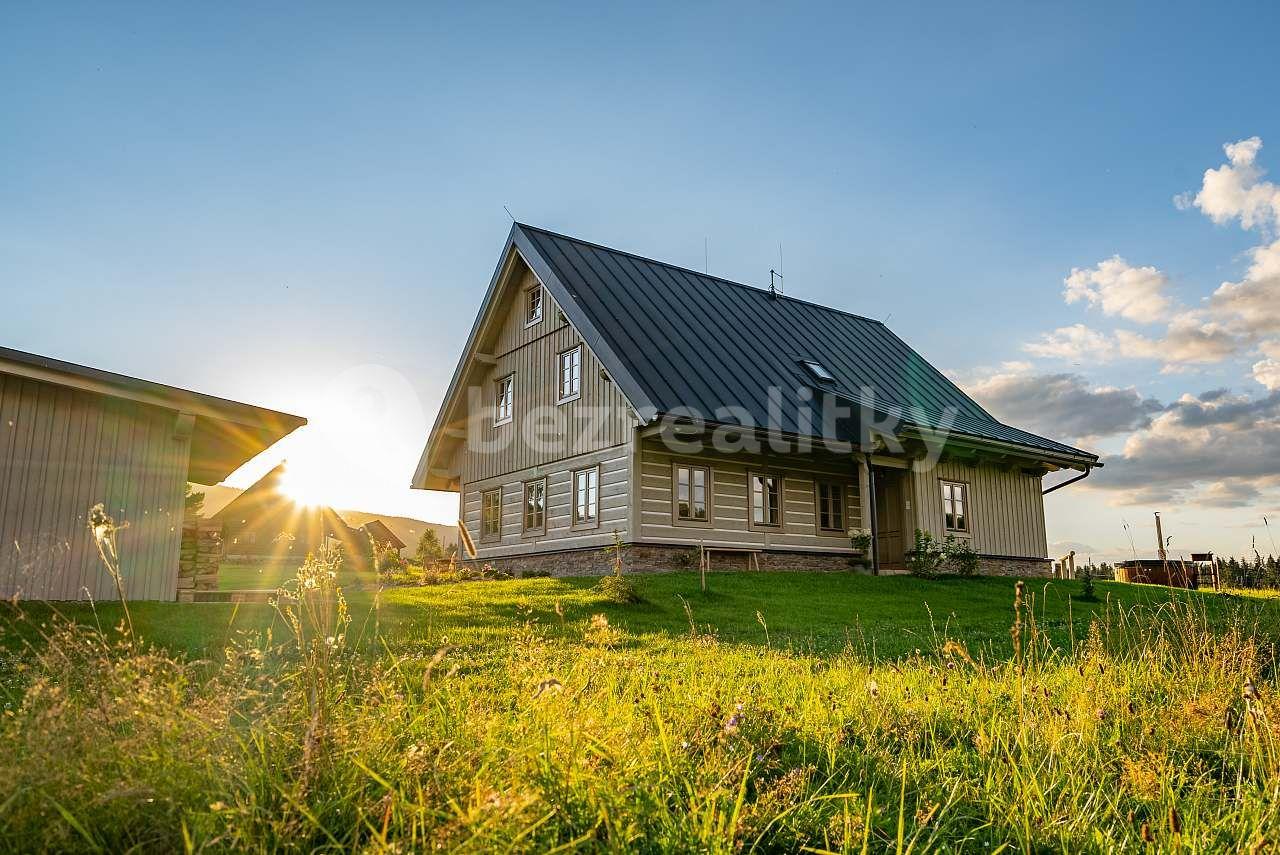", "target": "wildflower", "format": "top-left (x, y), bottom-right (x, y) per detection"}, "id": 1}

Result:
top-left (866, 678), bottom-right (879, 698)
top-left (325, 636), bottom-right (336, 648)
top-left (723, 712), bottom-right (742, 735)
